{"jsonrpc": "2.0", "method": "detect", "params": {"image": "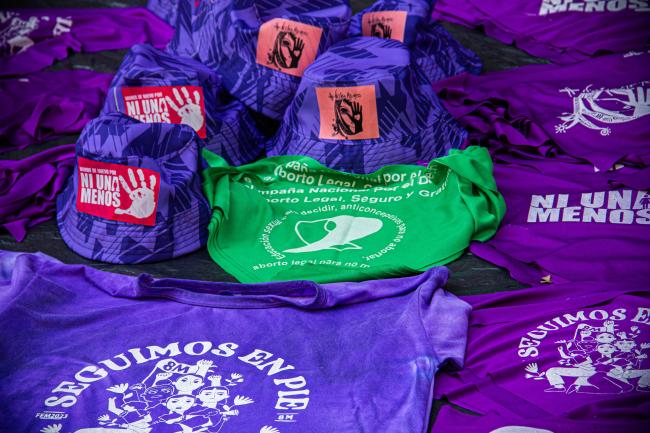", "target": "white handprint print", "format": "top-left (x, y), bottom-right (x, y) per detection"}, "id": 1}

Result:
top-left (260, 426), bottom-right (281, 433)
top-left (115, 168), bottom-right (157, 219)
top-left (165, 86), bottom-right (205, 133)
